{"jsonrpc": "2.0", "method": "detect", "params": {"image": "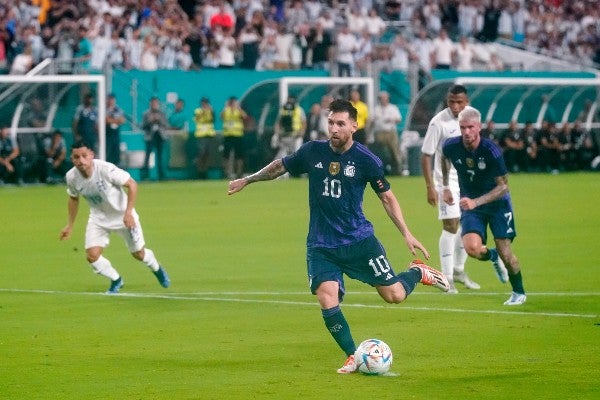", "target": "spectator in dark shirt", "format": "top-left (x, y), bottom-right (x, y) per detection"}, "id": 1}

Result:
top-left (42, 129), bottom-right (70, 184)
top-left (571, 121), bottom-right (597, 170)
top-left (523, 122), bottom-right (539, 172)
top-left (0, 126), bottom-right (23, 185)
top-left (537, 120), bottom-right (561, 173)
top-left (105, 94), bottom-right (126, 166)
top-left (502, 120), bottom-right (527, 173)
top-left (72, 93), bottom-right (99, 153)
